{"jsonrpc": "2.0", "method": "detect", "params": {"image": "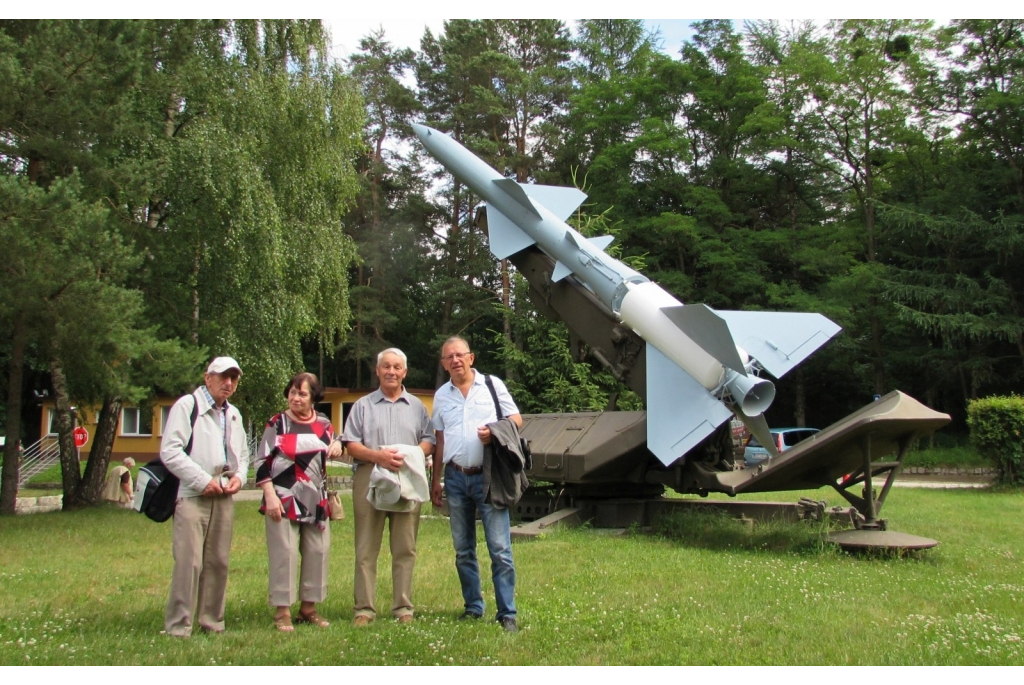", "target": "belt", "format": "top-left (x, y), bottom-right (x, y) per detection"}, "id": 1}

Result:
top-left (448, 463), bottom-right (483, 476)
